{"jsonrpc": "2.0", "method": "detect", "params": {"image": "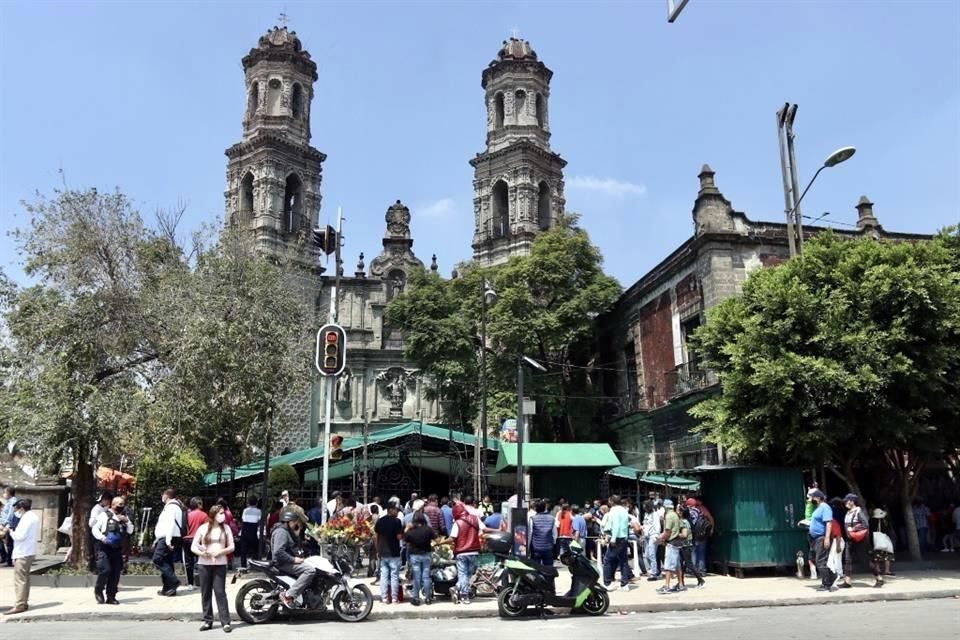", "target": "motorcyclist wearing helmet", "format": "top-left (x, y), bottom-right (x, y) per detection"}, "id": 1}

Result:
top-left (271, 505), bottom-right (314, 608)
